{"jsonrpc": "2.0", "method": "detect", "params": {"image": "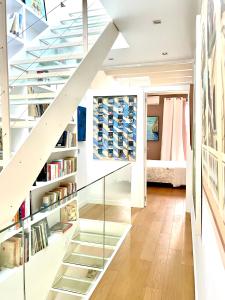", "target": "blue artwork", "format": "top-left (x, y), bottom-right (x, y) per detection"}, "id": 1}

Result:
top-left (77, 106), bottom-right (86, 142)
top-left (93, 95), bottom-right (137, 161)
top-left (147, 116), bottom-right (159, 141)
